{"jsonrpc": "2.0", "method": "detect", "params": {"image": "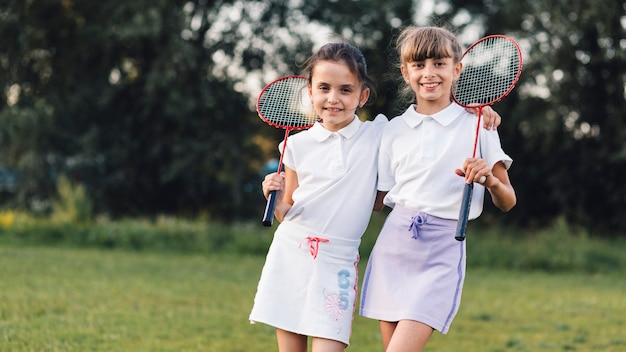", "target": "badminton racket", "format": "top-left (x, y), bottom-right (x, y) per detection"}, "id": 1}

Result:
top-left (453, 35), bottom-right (522, 241)
top-left (257, 76), bottom-right (317, 227)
